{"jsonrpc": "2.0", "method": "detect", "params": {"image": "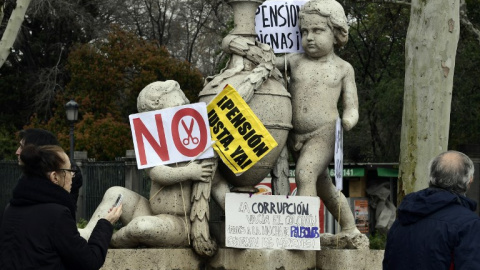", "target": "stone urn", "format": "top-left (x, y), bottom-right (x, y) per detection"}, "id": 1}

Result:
top-left (199, 0), bottom-right (292, 190)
